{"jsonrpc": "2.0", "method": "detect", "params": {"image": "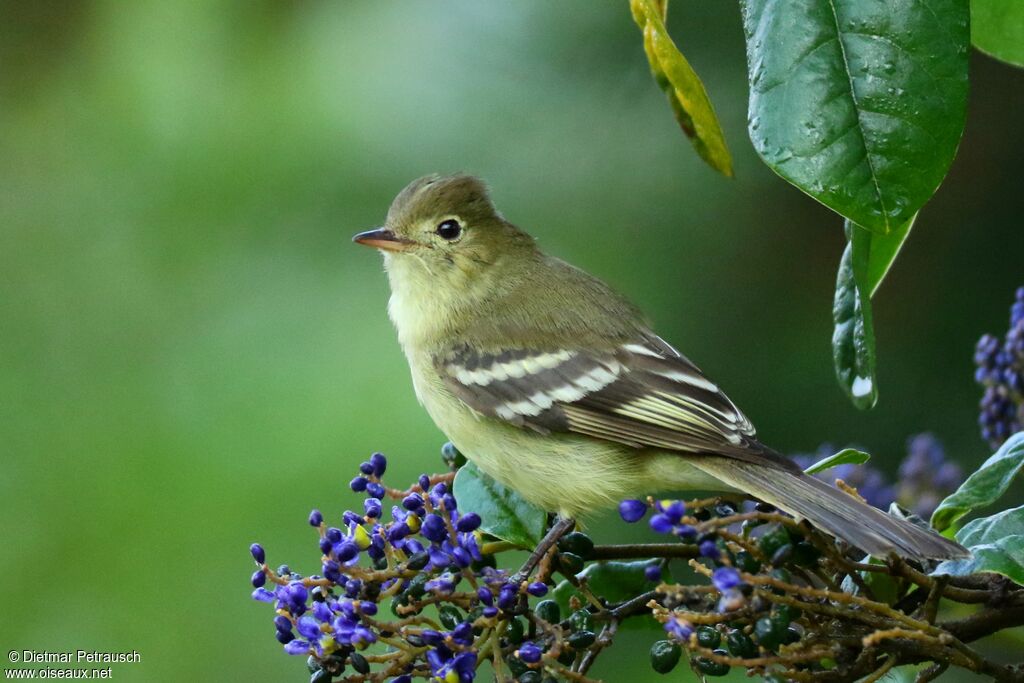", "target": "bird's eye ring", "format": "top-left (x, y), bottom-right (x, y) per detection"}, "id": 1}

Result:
top-left (436, 219), bottom-right (463, 241)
